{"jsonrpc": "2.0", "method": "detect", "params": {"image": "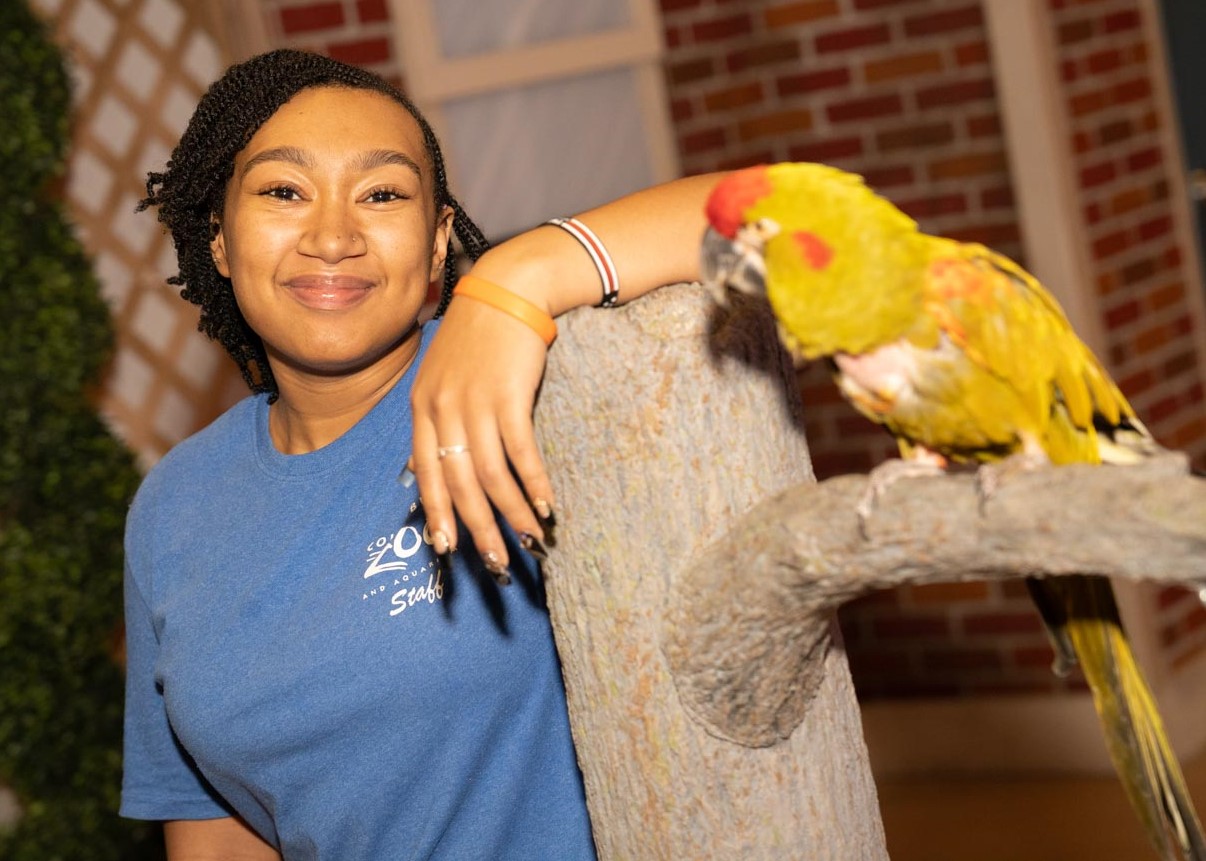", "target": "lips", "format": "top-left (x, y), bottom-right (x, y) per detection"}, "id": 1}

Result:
top-left (284, 274), bottom-right (375, 310)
